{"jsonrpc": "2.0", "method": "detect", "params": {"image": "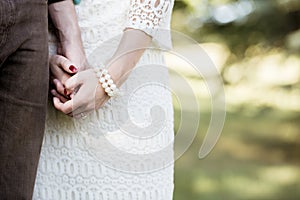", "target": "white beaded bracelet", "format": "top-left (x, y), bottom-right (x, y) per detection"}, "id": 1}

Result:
top-left (94, 67), bottom-right (118, 97)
